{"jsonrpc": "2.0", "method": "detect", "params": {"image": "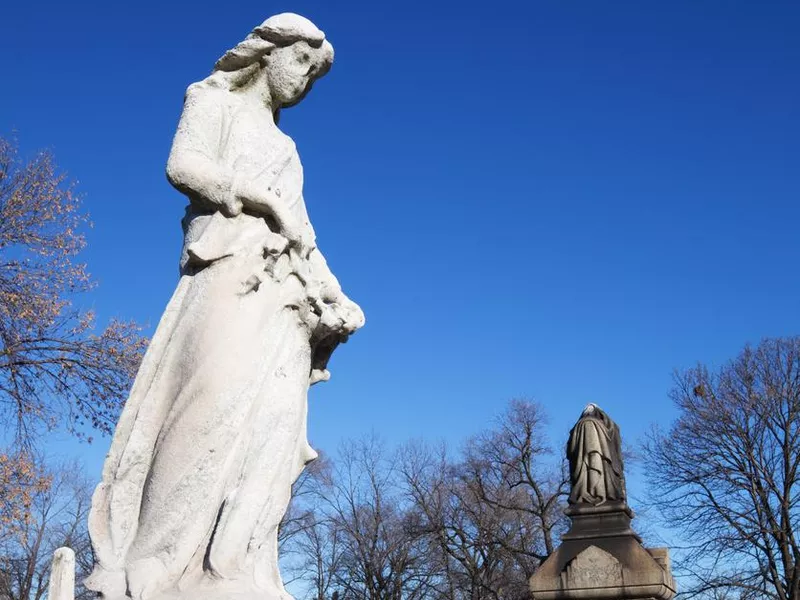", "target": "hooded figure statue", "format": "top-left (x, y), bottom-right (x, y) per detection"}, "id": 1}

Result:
top-left (566, 403), bottom-right (626, 506)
